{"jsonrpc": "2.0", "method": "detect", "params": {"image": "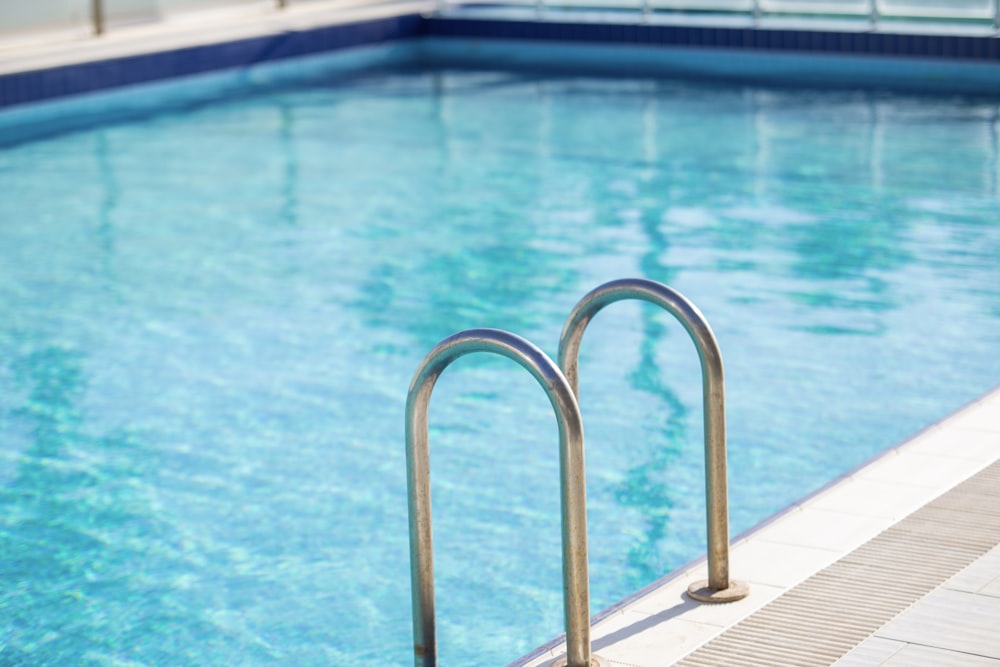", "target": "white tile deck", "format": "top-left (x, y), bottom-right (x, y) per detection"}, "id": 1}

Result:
top-left (844, 643), bottom-right (1000, 667)
top-left (516, 385), bottom-right (1000, 667)
top-left (836, 543), bottom-right (1000, 666)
